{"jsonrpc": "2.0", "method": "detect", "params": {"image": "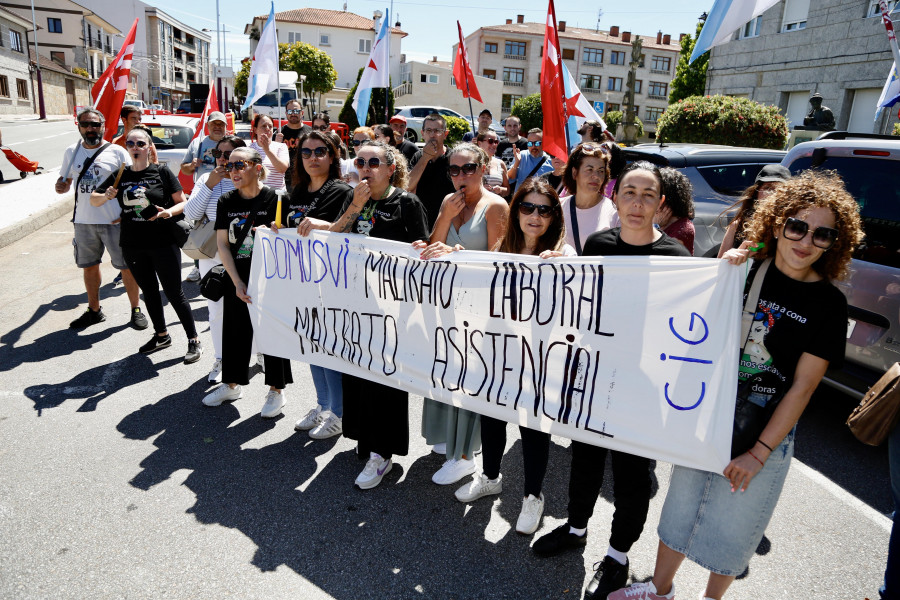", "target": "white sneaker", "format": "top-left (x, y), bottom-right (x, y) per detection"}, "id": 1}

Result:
top-left (309, 412), bottom-right (342, 439)
top-left (431, 442), bottom-right (447, 455)
top-left (606, 581), bottom-right (675, 600)
top-left (355, 453), bottom-right (392, 489)
top-left (431, 457), bottom-right (476, 485)
top-left (186, 266), bottom-right (201, 282)
top-left (260, 389), bottom-right (286, 418)
top-left (516, 493), bottom-right (545, 535)
top-left (255, 353), bottom-right (265, 372)
top-left (202, 384), bottom-right (242, 406)
top-left (454, 472), bottom-right (503, 503)
top-left (207, 359), bottom-right (223, 383)
top-left (294, 406), bottom-right (323, 431)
